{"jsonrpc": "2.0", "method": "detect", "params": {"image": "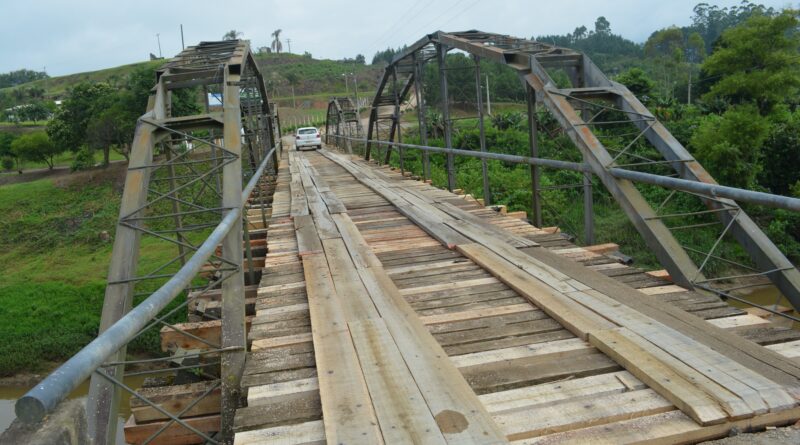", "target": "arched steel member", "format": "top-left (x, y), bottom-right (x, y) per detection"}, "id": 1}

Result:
top-left (16, 40), bottom-right (279, 445)
top-left (362, 30), bottom-right (800, 312)
top-left (325, 96), bottom-right (363, 154)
